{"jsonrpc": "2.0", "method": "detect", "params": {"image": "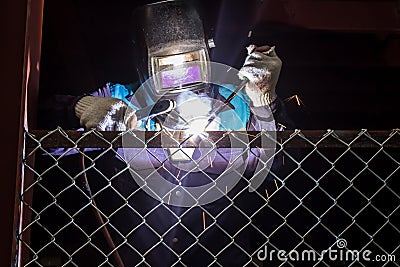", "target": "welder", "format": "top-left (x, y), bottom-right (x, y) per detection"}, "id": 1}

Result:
top-left (46, 0), bottom-right (292, 265)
